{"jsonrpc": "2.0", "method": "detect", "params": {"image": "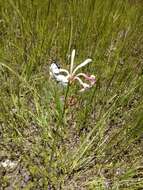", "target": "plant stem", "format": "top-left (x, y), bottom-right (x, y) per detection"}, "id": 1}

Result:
top-left (62, 83), bottom-right (70, 119)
